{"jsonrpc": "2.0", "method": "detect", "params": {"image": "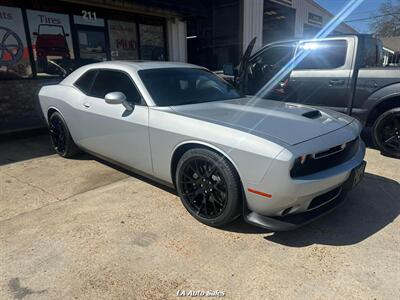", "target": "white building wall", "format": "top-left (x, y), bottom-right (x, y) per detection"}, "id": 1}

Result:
top-left (167, 18), bottom-right (187, 62)
top-left (242, 0), bottom-right (264, 53)
top-left (240, 0), bottom-right (356, 51)
top-left (292, 0), bottom-right (357, 38)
